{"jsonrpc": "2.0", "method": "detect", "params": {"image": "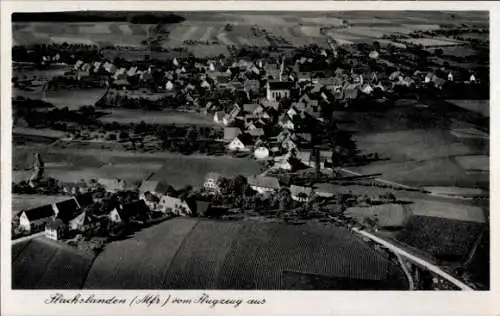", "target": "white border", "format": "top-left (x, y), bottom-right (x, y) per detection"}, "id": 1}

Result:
top-left (1, 2), bottom-right (499, 316)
